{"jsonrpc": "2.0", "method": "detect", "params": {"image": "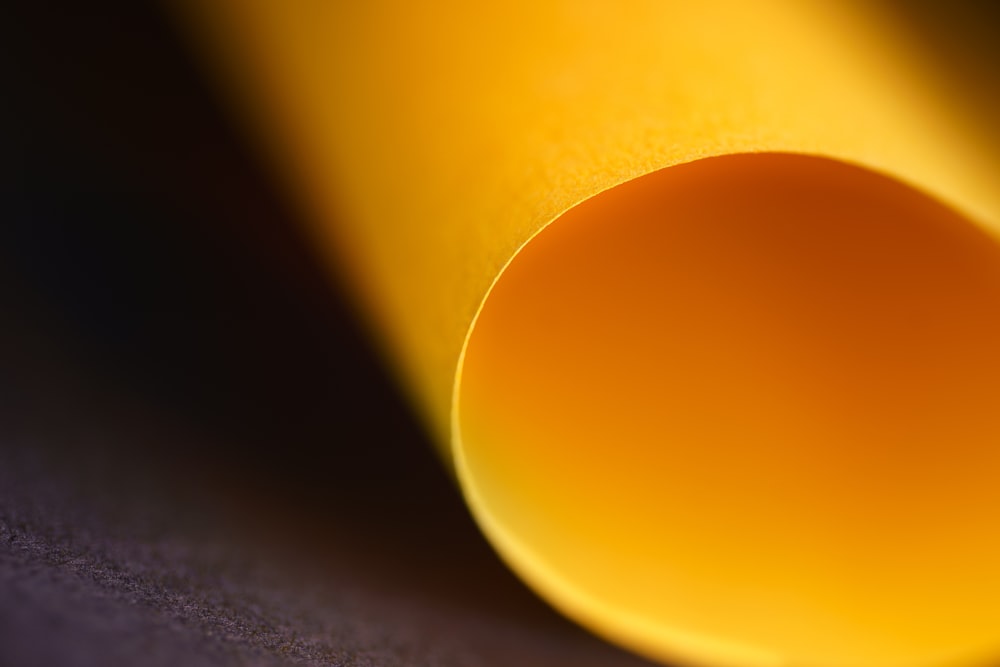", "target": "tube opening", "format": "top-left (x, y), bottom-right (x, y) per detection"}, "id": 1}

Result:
top-left (455, 153), bottom-right (1000, 667)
